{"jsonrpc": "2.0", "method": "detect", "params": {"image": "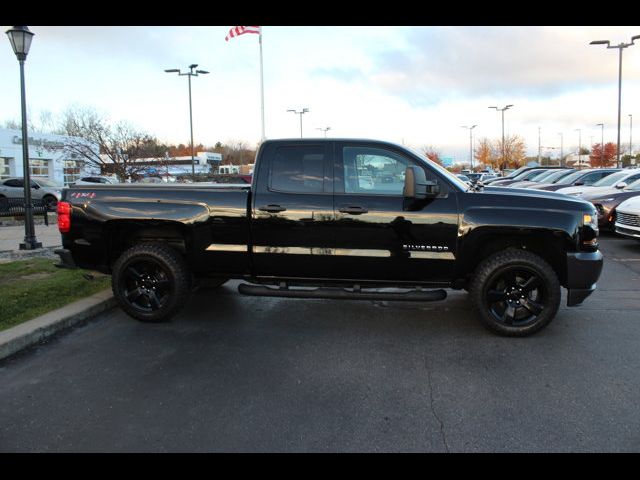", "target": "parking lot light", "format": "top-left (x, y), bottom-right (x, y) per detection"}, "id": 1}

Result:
top-left (6, 25), bottom-right (41, 250)
top-left (590, 34), bottom-right (640, 168)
